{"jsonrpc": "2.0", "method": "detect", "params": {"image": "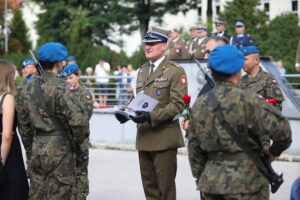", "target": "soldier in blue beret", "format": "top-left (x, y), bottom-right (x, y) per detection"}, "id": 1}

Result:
top-left (240, 46), bottom-right (285, 110)
top-left (22, 59), bottom-right (37, 82)
top-left (61, 63), bottom-right (93, 199)
top-left (212, 20), bottom-right (230, 41)
top-left (66, 56), bottom-right (76, 65)
top-left (188, 44), bottom-right (291, 199)
top-left (16, 42), bottom-right (90, 200)
top-left (230, 20), bottom-right (254, 49)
